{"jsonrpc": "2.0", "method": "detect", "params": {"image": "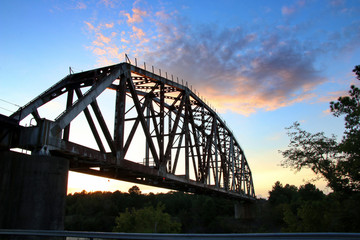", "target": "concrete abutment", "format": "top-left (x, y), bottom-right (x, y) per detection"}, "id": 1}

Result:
top-left (0, 151), bottom-right (69, 230)
top-left (234, 201), bottom-right (255, 220)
